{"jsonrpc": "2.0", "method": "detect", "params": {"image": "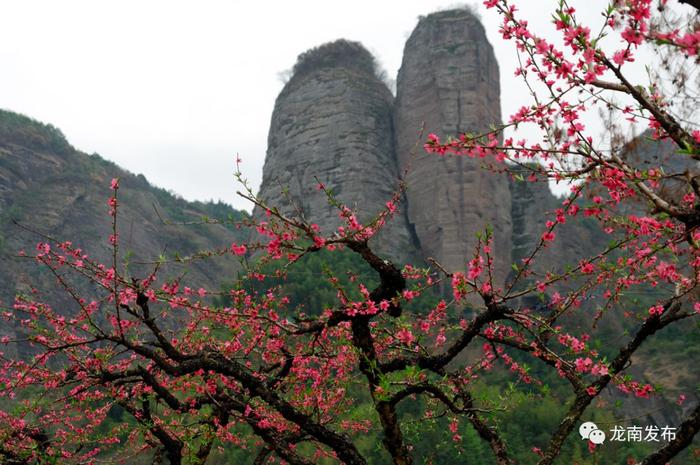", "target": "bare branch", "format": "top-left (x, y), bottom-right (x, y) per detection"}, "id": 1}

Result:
top-left (638, 402), bottom-right (700, 465)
